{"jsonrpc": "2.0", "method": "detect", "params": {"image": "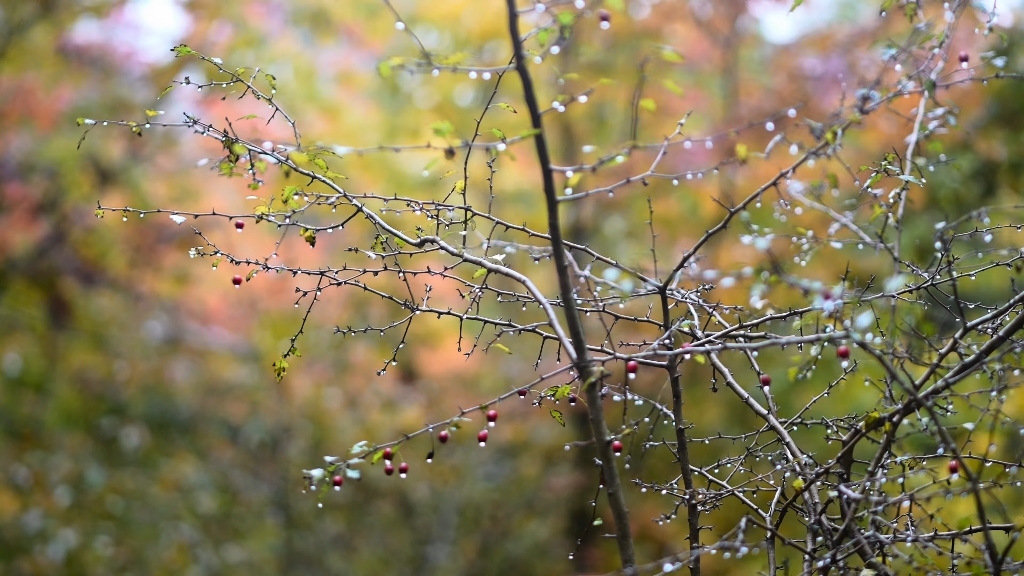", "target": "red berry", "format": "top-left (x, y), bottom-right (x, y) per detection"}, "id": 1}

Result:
top-left (626, 360), bottom-right (639, 374)
top-left (384, 462), bottom-right (394, 476)
top-left (232, 275), bottom-right (243, 287)
top-left (234, 219), bottom-right (245, 231)
top-left (568, 393), bottom-right (577, 405)
top-left (611, 440), bottom-right (624, 455)
top-left (486, 409), bottom-right (499, 424)
top-left (759, 374), bottom-right (772, 387)
top-left (598, 8), bottom-right (610, 23)
top-left (438, 429), bottom-right (450, 443)
top-left (477, 429), bottom-right (489, 445)
top-left (398, 462), bottom-right (409, 477)
top-left (837, 345), bottom-right (850, 360)
top-left (948, 459), bottom-right (959, 475)
top-left (517, 389), bottom-right (528, 398)
top-left (332, 475), bottom-right (344, 487)
top-left (958, 51), bottom-right (969, 64)
top-left (382, 447), bottom-right (393, 461)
